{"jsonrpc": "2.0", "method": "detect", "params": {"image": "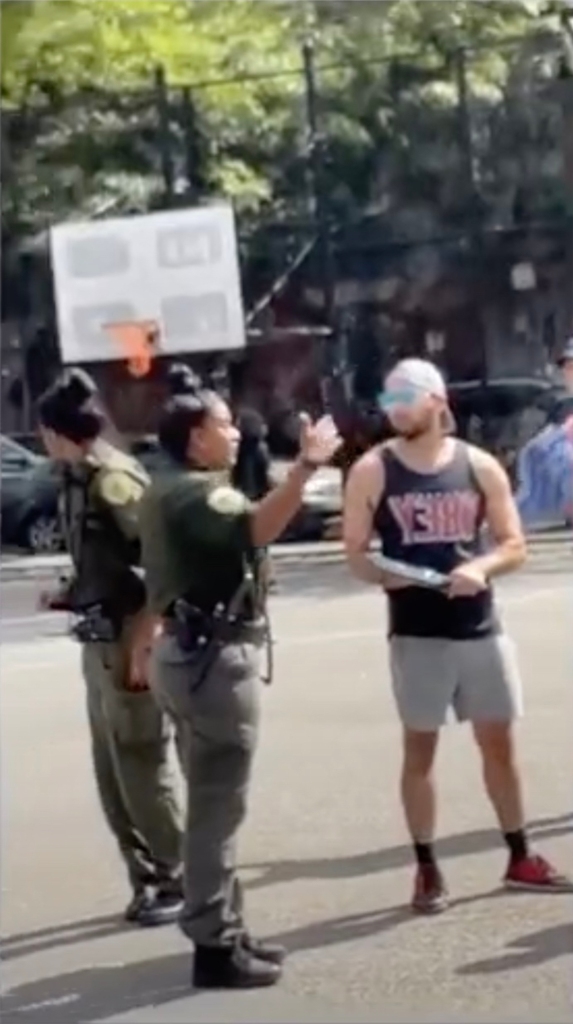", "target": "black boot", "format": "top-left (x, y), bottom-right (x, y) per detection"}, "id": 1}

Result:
top-left (242, 934), bottom-right (286, 965)
top-left (137, 889), bottom-right (184, 927)
top-left (193, 942), bottom-right (282, 989)
top-left (124, 886), bottom-right (157, 924)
